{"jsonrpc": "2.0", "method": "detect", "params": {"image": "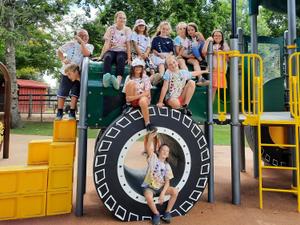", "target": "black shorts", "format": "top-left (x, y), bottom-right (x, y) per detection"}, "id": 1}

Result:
top-left (57, 74), bottom-right (80, 98)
